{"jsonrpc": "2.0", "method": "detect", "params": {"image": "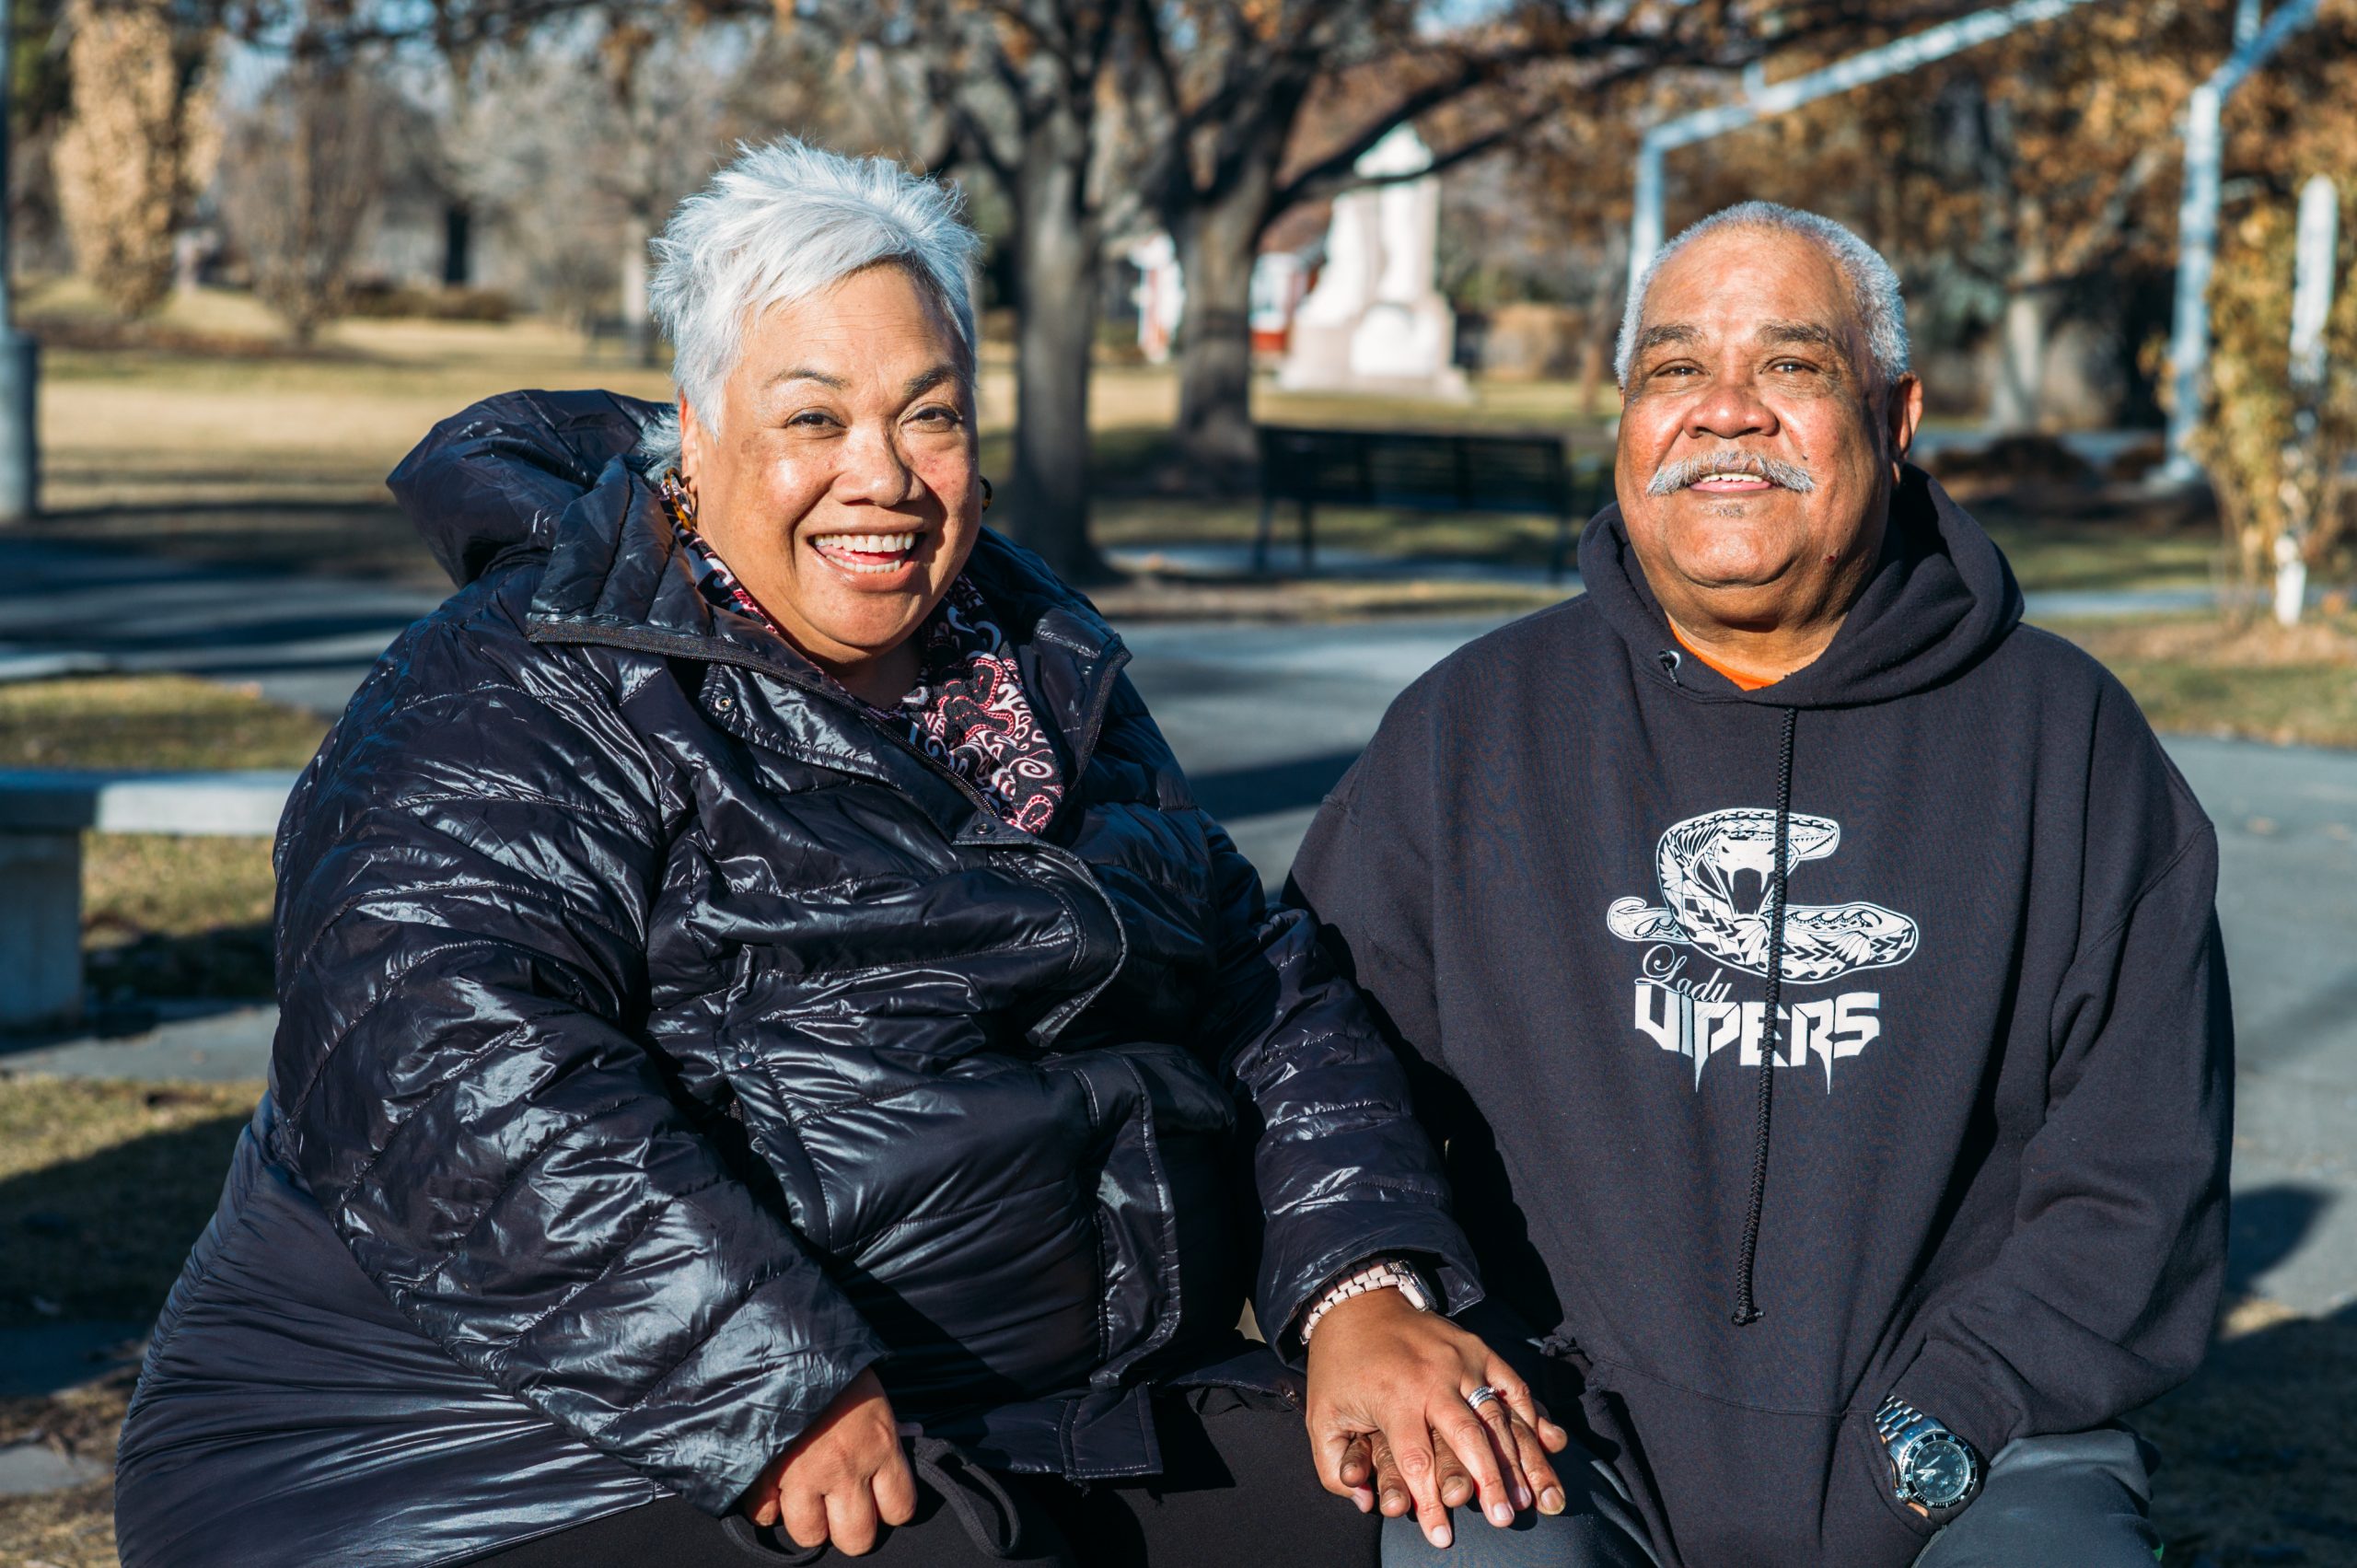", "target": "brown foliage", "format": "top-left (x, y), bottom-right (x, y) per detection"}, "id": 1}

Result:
top-left (1506, 0), bottom-right (2357, 448)
top-left (2185, 189), bottom-right (2357, 607)
top-left (52, 0), bottom-right (216, 319)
